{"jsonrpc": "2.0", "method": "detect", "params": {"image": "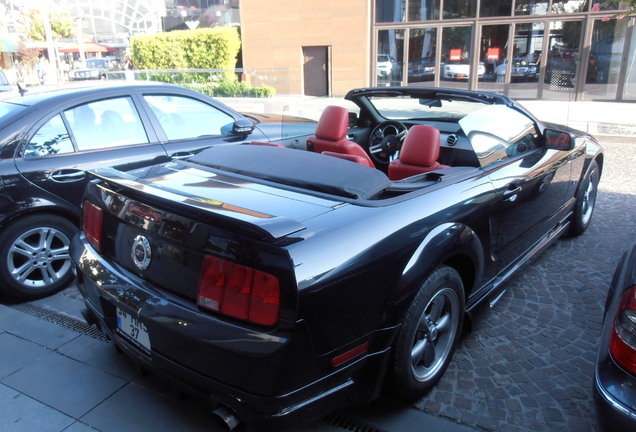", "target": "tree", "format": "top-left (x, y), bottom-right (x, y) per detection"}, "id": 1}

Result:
top-left (593, 1), bottom-right (636, 18)
top-left (19, 9), bottom-right (74, 42)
